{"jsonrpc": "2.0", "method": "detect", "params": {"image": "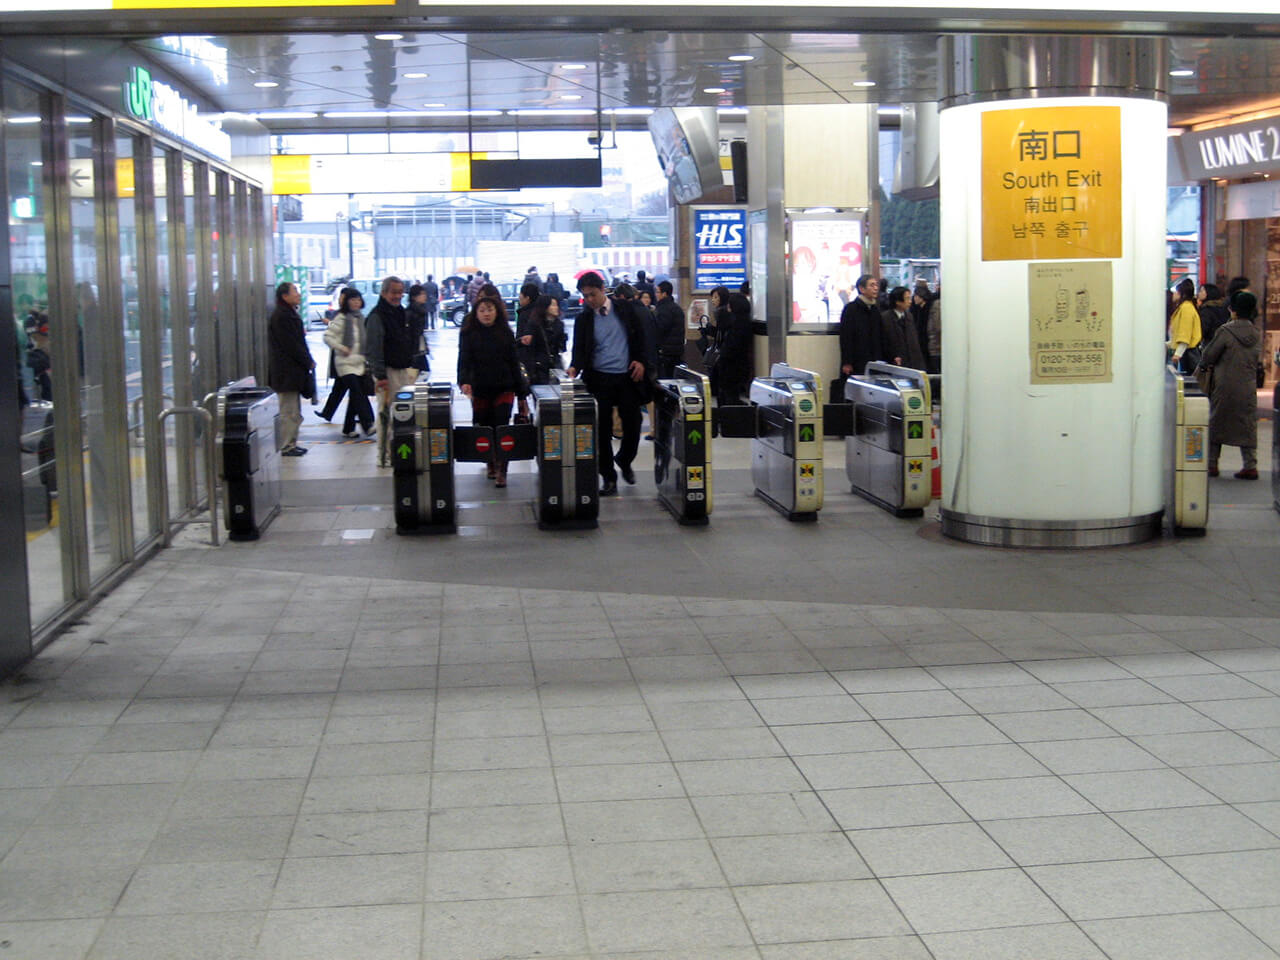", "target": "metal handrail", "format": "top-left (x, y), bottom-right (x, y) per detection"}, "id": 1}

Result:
top-left (158, 405), bottom-right (218, 547)
top-left (131, 394), bottom-right (174, 439)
